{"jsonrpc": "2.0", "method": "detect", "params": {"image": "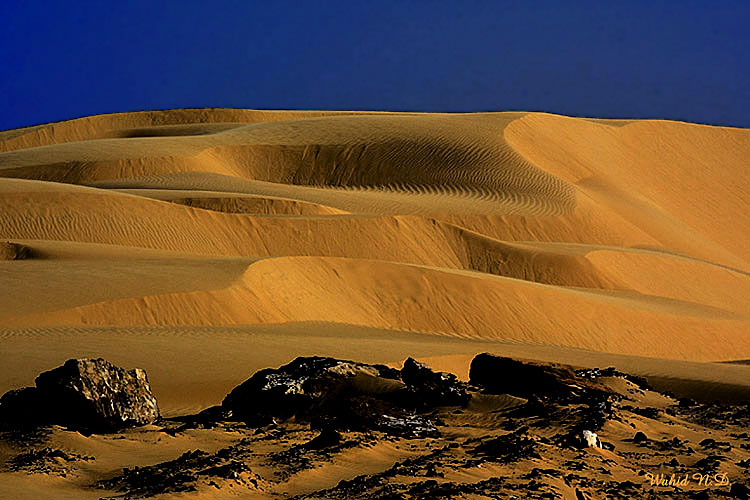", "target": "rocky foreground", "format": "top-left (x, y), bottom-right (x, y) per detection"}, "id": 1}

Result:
top-left (1, 355), bottom-right (749, 499)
